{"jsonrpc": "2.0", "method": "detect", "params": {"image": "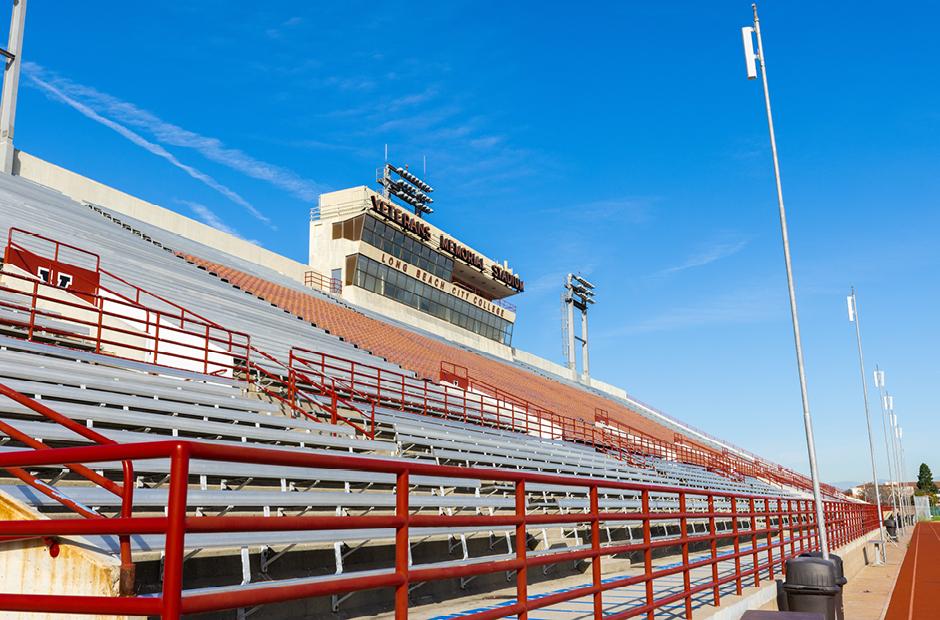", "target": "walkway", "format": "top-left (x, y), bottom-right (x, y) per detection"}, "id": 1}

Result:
top-left (884, 522), bottom-right (940, 620)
